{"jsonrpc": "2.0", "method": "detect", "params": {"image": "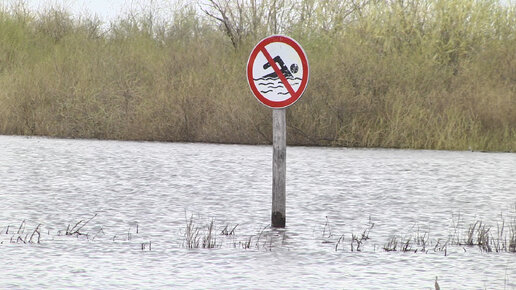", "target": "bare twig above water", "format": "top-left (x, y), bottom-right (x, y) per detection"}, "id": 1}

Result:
top-left (65, 214), bottom-right (98, 236)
